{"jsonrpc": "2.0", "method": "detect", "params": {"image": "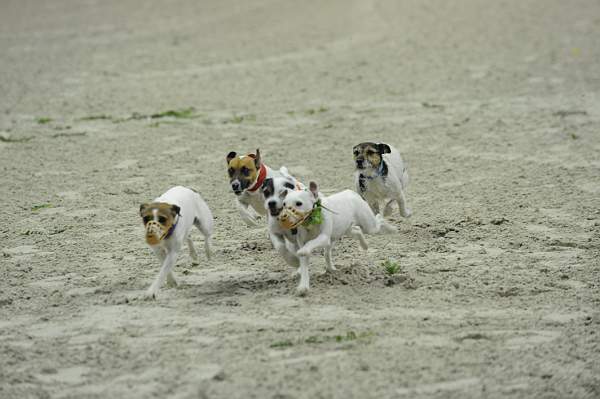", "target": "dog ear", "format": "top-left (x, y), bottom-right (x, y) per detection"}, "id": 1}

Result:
top-left (254, 148), bottom-right (262, 168)
top-left (309, 181), bottom-right (319, 199)
top-left (226, 151), bottom-right (237, 164)
top-left (139, 203), bottom-right (148, 217)
top-left (170, 204), bottom-right (181, 217)
top-left (378, 143), bottom-right (391, 154)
